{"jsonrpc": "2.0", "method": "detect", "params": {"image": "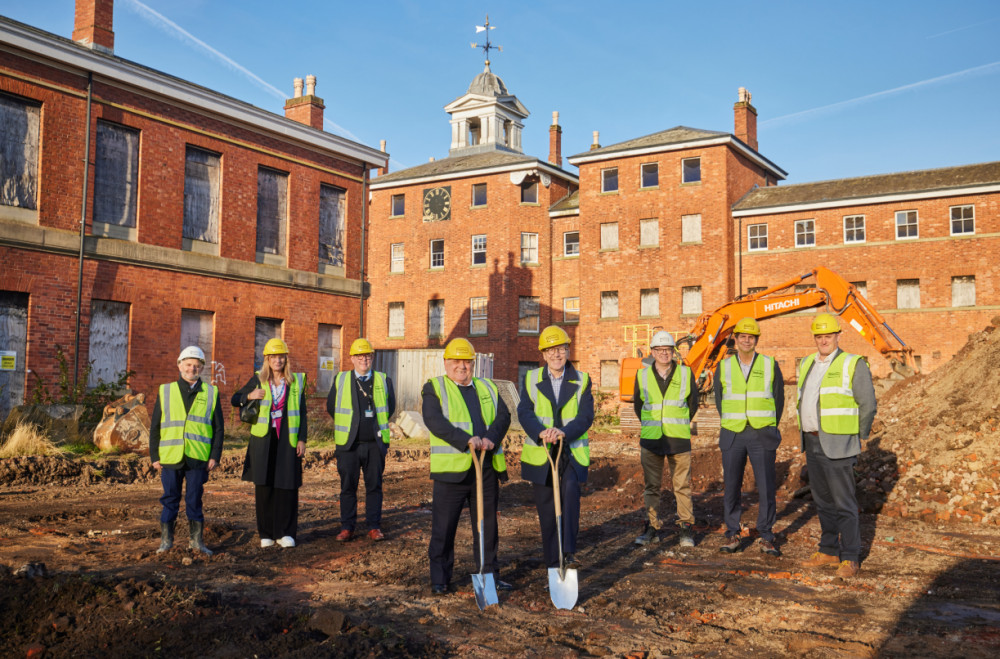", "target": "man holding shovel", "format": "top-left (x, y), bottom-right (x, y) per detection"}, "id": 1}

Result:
top-left (422, 338), bottom-right (512, 596)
